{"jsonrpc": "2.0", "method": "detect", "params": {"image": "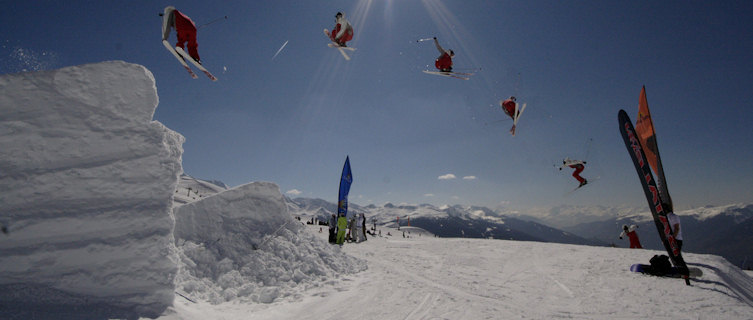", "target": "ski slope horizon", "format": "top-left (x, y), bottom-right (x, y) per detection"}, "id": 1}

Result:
top-left (183, 172), bottom-right (752, 231)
